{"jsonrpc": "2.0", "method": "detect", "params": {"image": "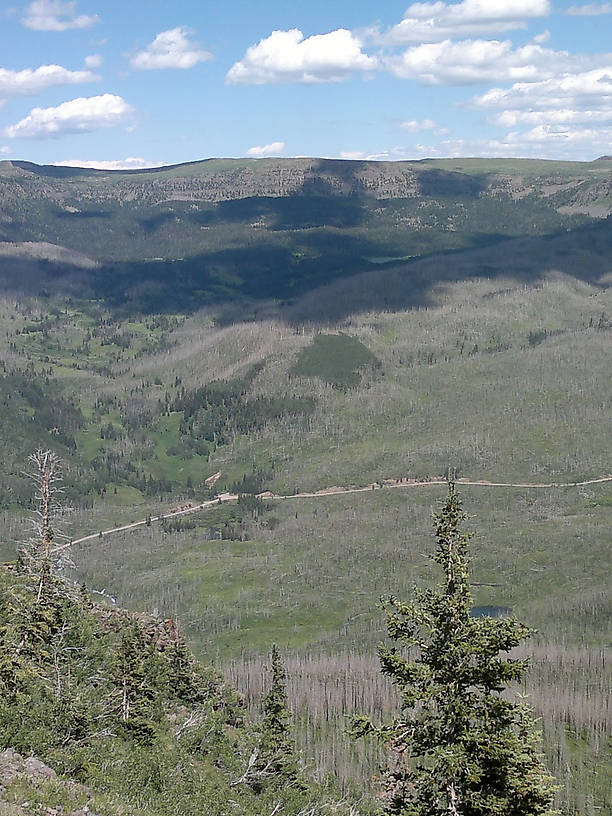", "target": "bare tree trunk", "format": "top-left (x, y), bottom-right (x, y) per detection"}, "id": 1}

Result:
top-left (25, 449), bottom-right (63, 602)
top-left (447, 780), bottom-right (460, 816)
